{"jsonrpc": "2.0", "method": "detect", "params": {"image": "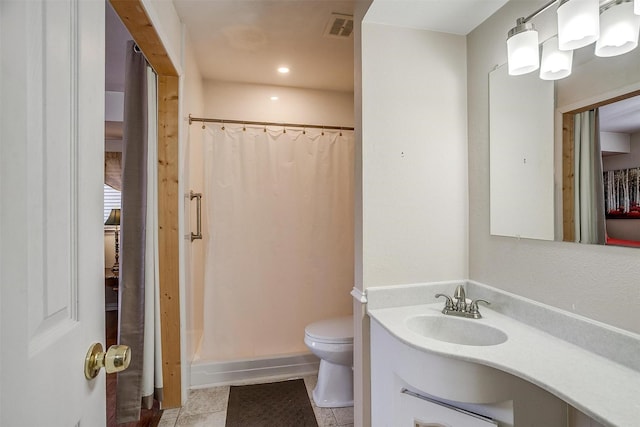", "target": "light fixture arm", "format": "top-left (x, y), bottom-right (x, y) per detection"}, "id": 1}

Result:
top-left (518, 0), bottom-right (630, 26)
top-left (600, 0), bottom-right (633, 13)
top-left (522, 0), bottom-right (559, 23)
top-left (519, 0), bottom-right (623, 25)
